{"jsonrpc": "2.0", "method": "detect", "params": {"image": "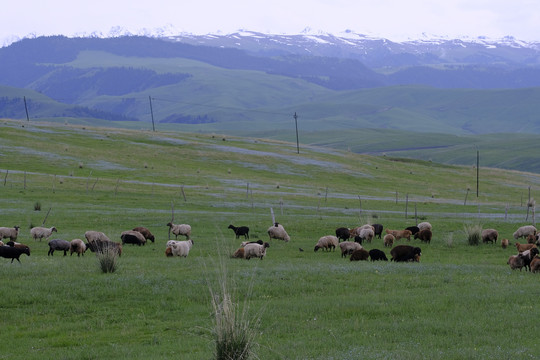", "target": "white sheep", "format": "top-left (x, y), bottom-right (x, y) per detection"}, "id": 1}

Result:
top-left (267, 223), bottom-right (290, 242)
top-left (314, 235), bottom-right (339, 252)
top-left (0, 226), bottom-right (20, 241)
top-left (513, 225), bottom-right (537, 240)
top-left (166, 239), bottom-right (193, 257)
top-left (30, 226), bottom-right (57, 242)
top-left (358, 228), bottom-right (375, 243)
top-left (338, 241), bottom-right (362, 258)
top-left (244, 242), bottom-right (270, 260)
top-left (167, 222), bottom-right (191, 240)
top-left (417, 222), bottom-right (432, 232)
top-left (84, 230), bottom-right (111, 243)
top-left (69, 239), bottom-right (87, 257)
top-left (350, 224), bottom-right (374, 237)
